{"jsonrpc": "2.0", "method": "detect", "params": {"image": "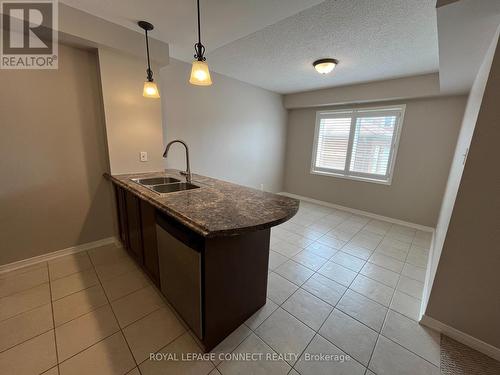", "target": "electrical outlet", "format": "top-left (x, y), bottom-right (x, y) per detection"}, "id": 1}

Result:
top-left (140, 151), bottom-right (148, 162)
